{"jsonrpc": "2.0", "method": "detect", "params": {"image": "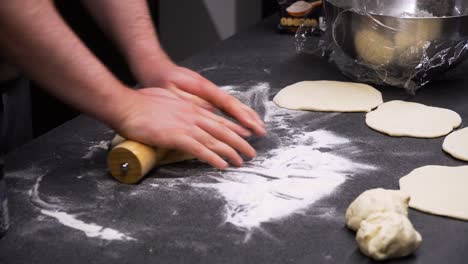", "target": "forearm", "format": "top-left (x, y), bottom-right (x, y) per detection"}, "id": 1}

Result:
top-left (82, 0), bottom-right (266, 137)
top-left (82, 0), bottom-right (171, 83)
top-left (0, 0), bottom-right (133, 127)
